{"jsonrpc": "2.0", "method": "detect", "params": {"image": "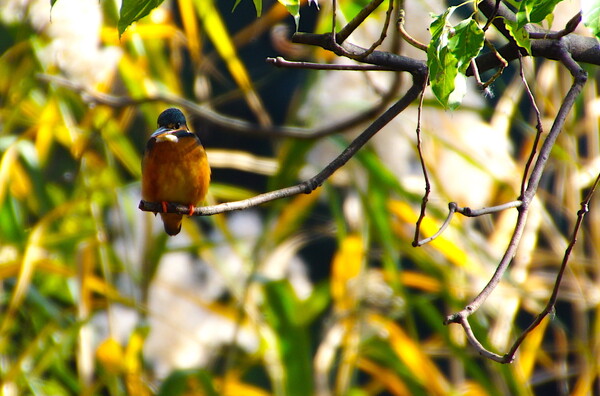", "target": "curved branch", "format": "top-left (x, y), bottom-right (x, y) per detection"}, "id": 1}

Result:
top-left (139, 77), bottom-right (427, 216)
top-left (504, 172), bottom-right (600, 362)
